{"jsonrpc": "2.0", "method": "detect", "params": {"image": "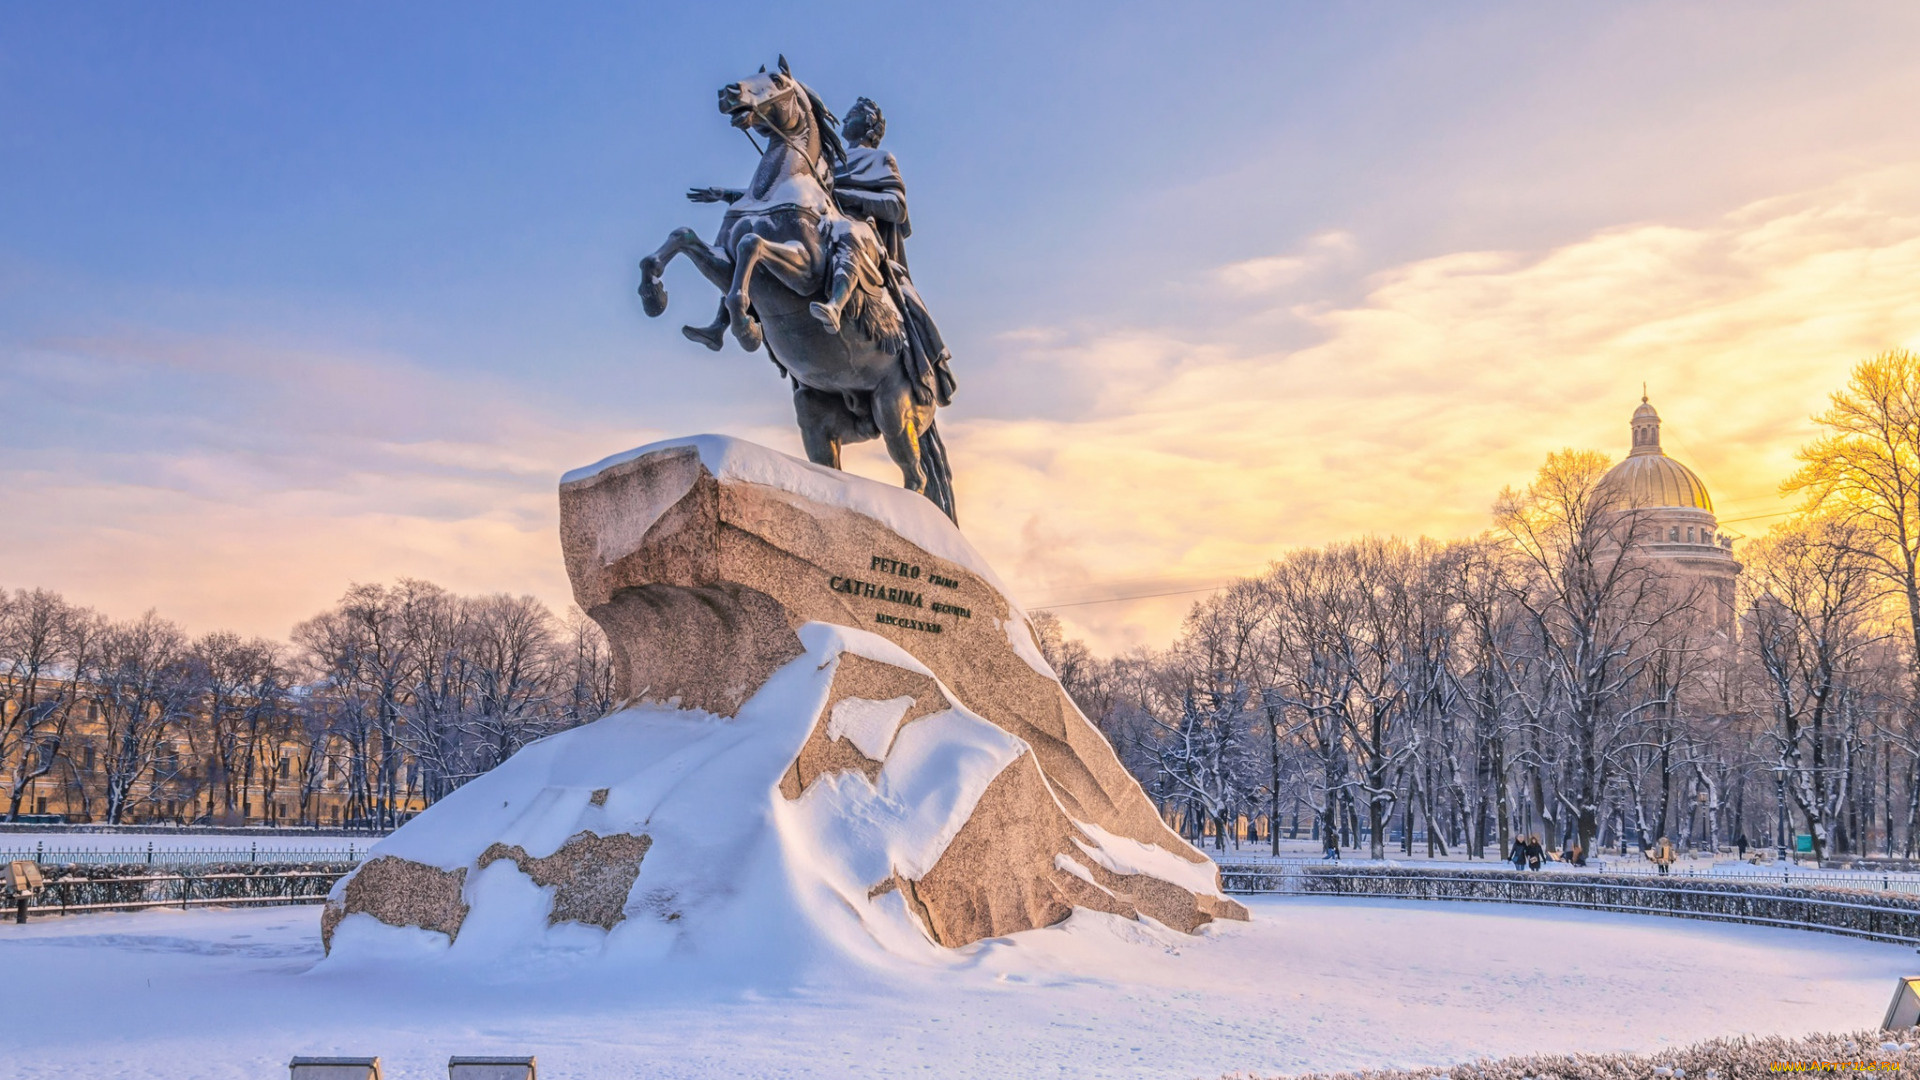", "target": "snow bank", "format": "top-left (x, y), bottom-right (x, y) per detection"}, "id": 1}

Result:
top-left (320, 623), bottom-right (1235, 977)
